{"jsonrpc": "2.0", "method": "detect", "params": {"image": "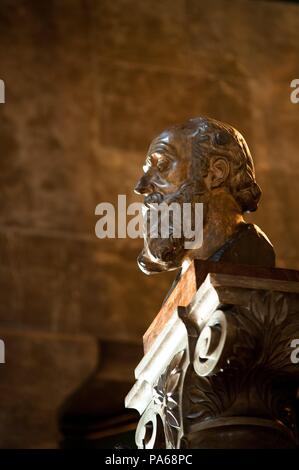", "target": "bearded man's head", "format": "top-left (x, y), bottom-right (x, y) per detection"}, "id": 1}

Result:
top-left (134, 116), bottom-right (261, 274)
